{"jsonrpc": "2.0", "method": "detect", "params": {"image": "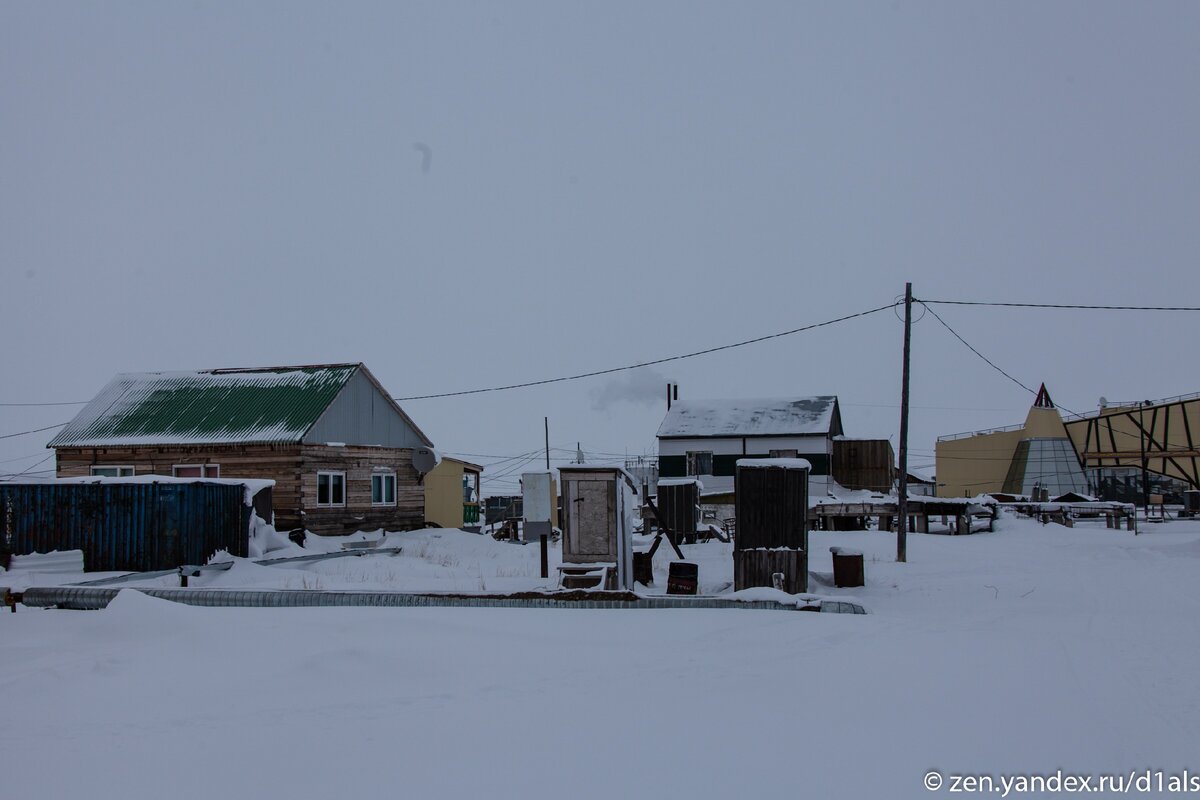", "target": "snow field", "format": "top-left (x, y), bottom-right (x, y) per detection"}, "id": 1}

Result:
top-left (3, 515), bottom-right (1200, 799)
